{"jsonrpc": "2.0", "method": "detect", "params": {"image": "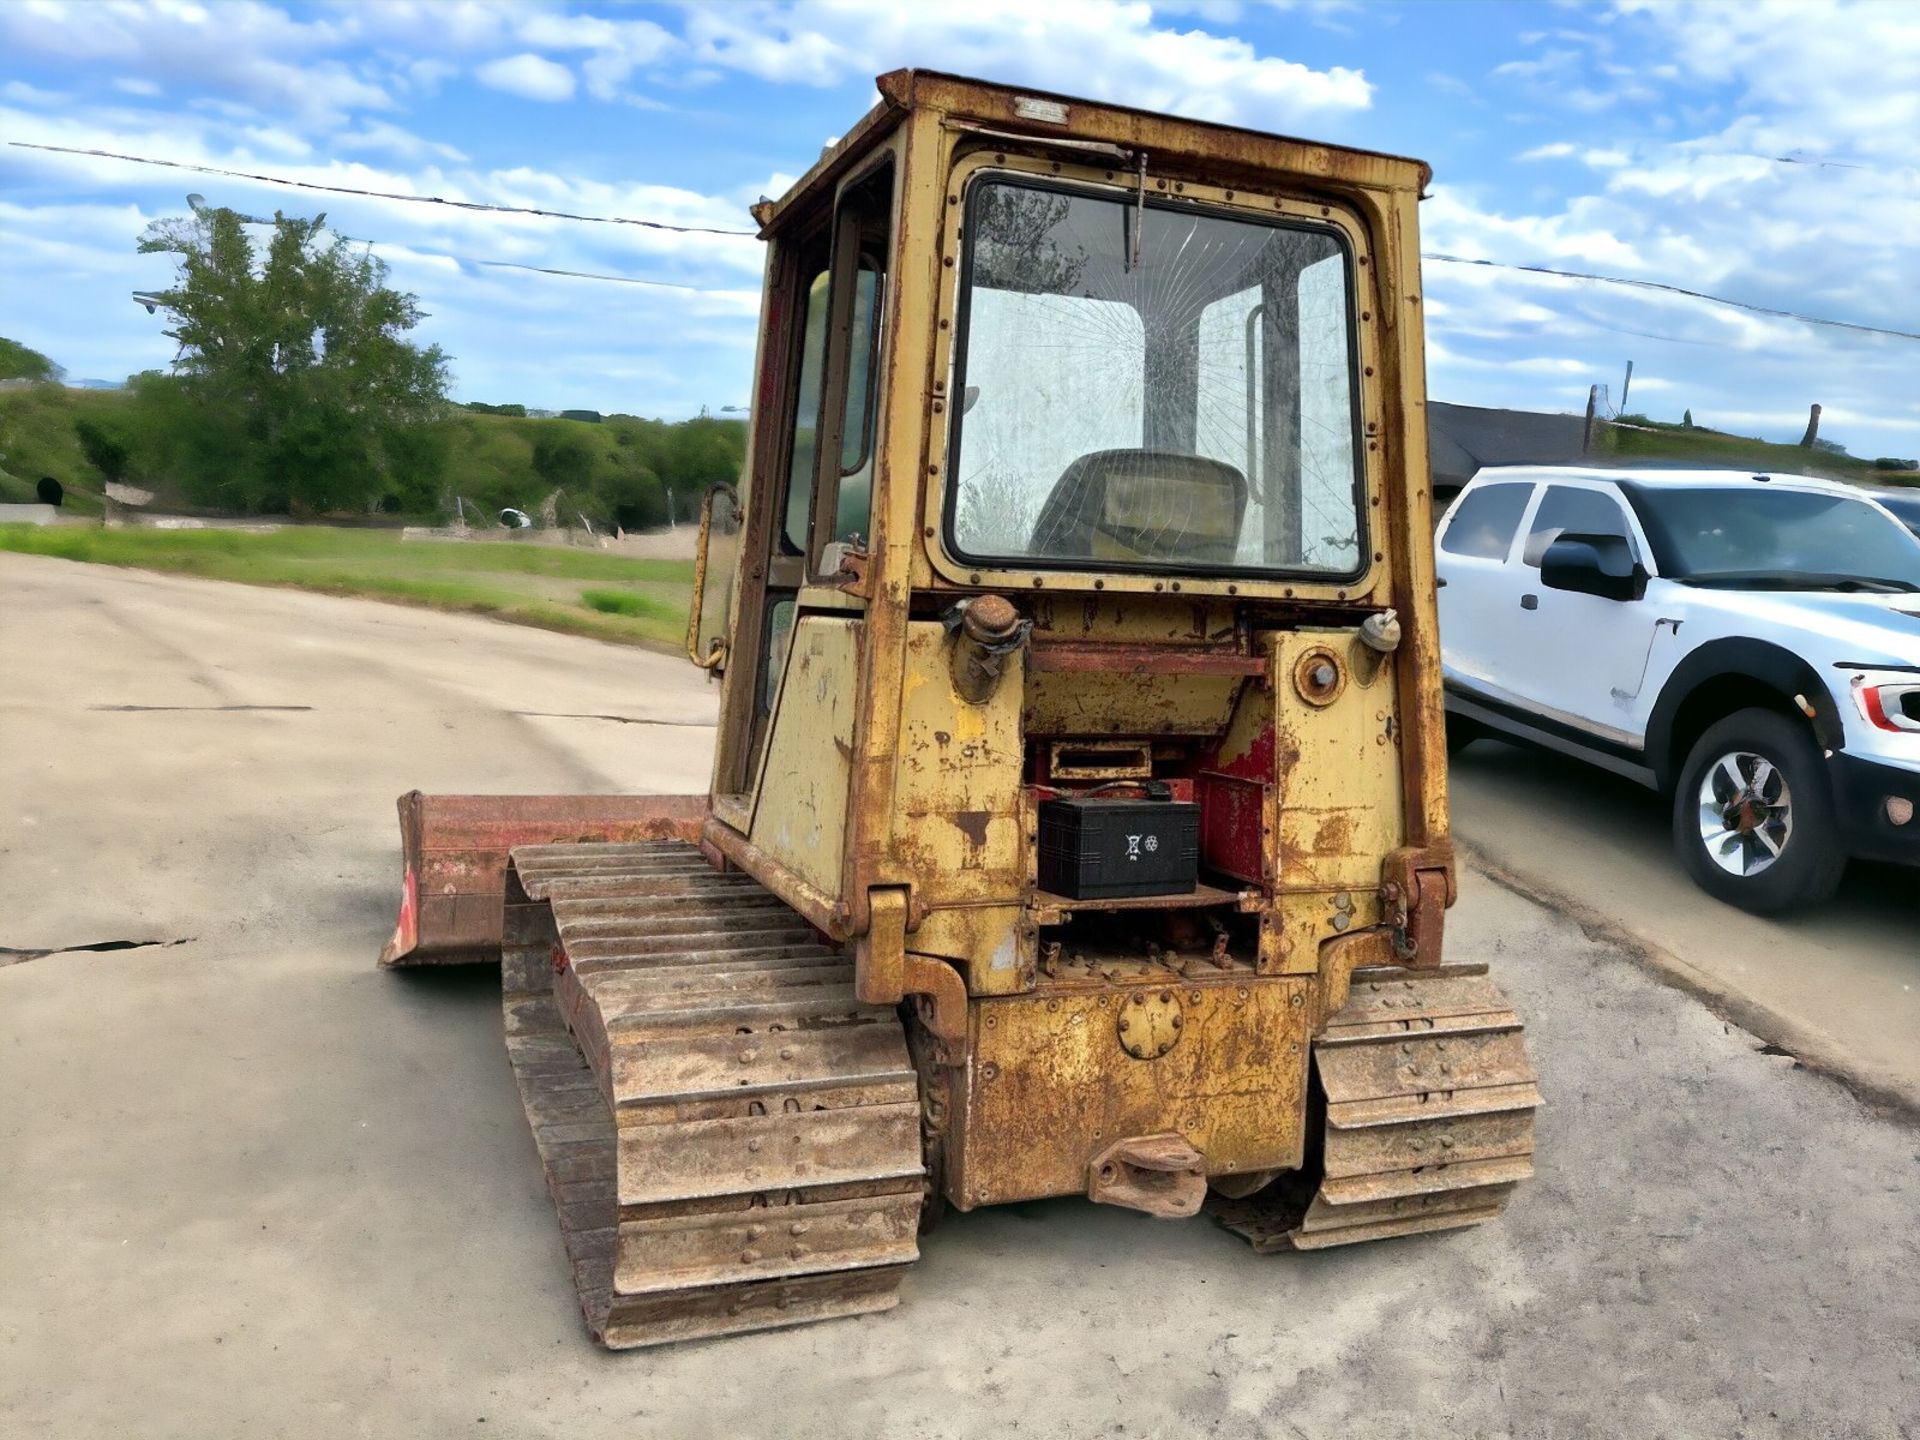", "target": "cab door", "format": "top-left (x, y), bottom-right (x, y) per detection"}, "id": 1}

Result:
top-left (707, 151), bottom-right (897, 903)
top-left (1436, 479), bottom-right (1536, 703)
top-left (1501, 481), bottom-right (1661, 747)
